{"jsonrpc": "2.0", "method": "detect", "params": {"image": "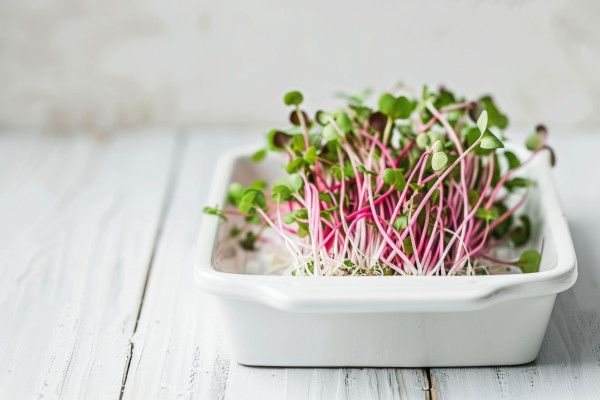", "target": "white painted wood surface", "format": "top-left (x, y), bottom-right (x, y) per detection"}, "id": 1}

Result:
top-left (0, 128), bottom-right (598, 399)
top-left (0, 130), bottom-right (176, 399)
